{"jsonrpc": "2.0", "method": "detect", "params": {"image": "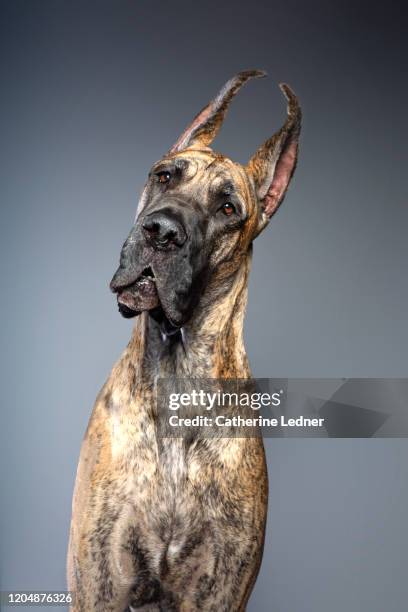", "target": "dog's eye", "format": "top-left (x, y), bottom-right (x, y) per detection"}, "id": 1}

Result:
top-left (157, 171), bottom-right (171, 184)
top-left (222, 202), bottom-right (235, 216)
